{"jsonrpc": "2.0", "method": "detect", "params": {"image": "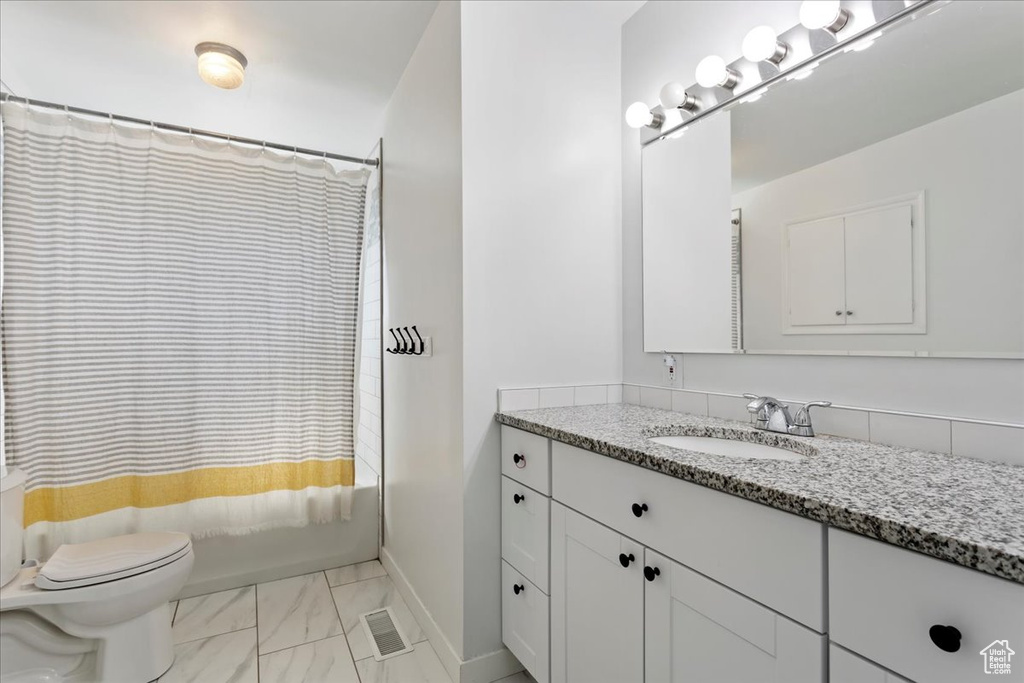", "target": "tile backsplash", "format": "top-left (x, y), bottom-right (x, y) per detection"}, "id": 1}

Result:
top-left (497, 383), bottom-right (1024, 467)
